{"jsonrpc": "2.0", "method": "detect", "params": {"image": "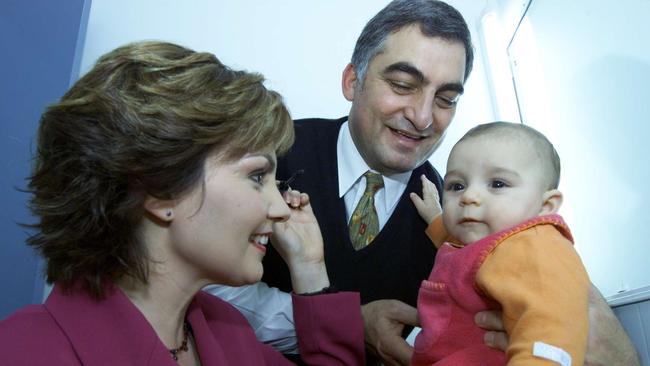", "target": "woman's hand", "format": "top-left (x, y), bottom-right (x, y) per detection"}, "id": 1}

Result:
top-left (272, 189), bottom-right (329, 294)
